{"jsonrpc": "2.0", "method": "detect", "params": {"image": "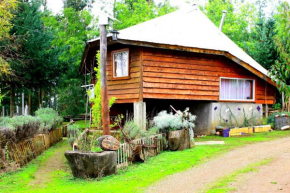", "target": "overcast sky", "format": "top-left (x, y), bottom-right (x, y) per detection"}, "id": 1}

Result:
top-left (46, 0), bottom-right (288, 16)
